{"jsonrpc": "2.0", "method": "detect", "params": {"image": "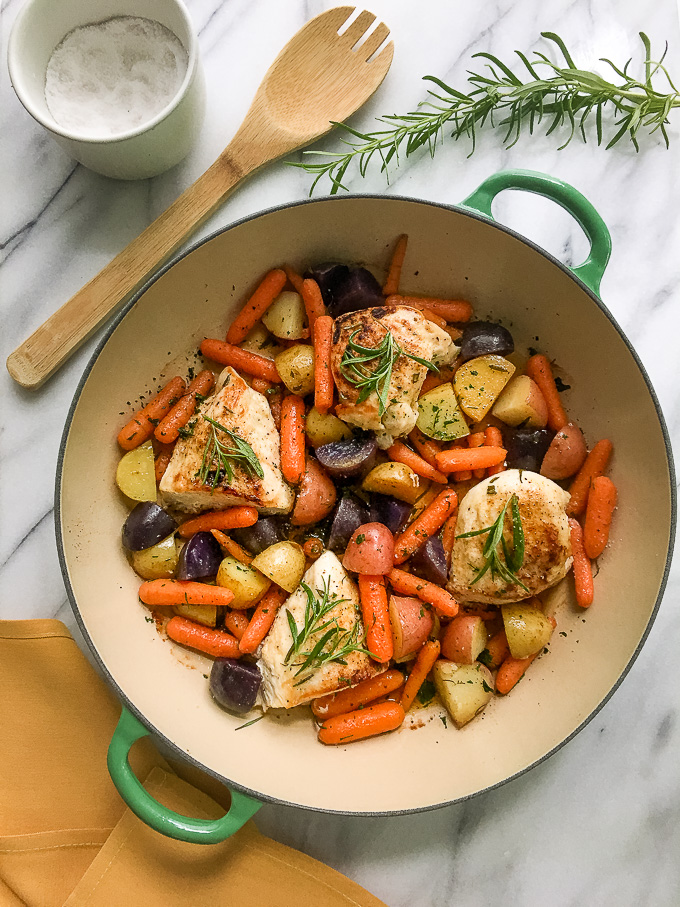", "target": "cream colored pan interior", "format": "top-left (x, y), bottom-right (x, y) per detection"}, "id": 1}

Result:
top-left (58, 196), bottom-right (674, 814)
